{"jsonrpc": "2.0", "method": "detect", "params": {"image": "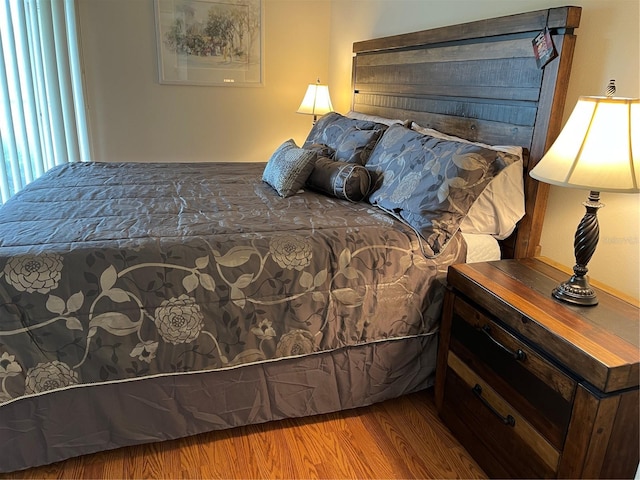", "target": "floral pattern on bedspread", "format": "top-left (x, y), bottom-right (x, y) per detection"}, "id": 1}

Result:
top-left (0, 162), bottom-right (466, 405)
